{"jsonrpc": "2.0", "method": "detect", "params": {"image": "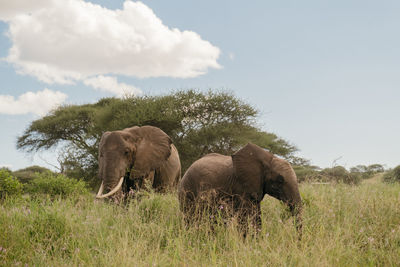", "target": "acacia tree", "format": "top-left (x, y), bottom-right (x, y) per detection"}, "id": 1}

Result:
top-left (17, 90), bottom-right (297, 186)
